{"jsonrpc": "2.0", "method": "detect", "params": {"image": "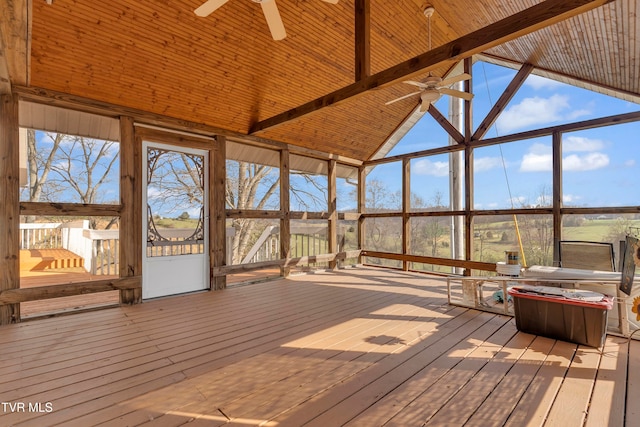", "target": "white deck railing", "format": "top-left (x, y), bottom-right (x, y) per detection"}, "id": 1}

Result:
top-left (20, 222), bottom-right (351, 275)
top-left (20, 223), bottom-right (63, 249)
